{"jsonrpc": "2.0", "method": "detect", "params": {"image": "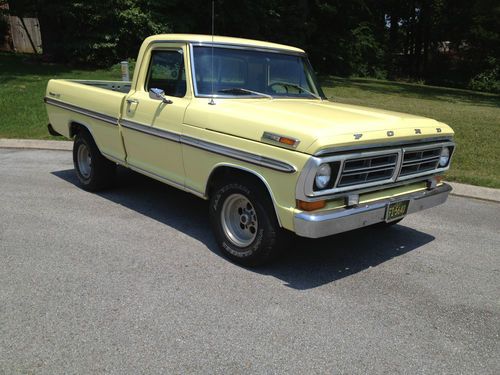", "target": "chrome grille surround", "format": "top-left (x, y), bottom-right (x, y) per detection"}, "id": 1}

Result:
top-left (297, 141), bottom-right (455, 200)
